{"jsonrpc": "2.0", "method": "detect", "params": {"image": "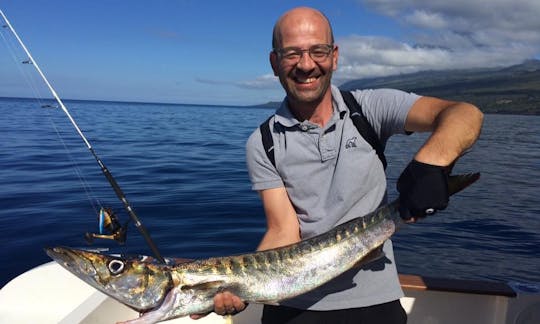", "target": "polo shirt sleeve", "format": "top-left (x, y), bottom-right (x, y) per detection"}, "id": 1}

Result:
top-left (245, 124), bottom-right (284, 191)
top-left (351, 89), bottom-right (420, 144)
